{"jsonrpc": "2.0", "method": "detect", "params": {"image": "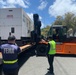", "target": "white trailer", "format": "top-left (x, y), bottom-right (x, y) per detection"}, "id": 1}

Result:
top-left (0, 8), bottom-right (34, 45)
